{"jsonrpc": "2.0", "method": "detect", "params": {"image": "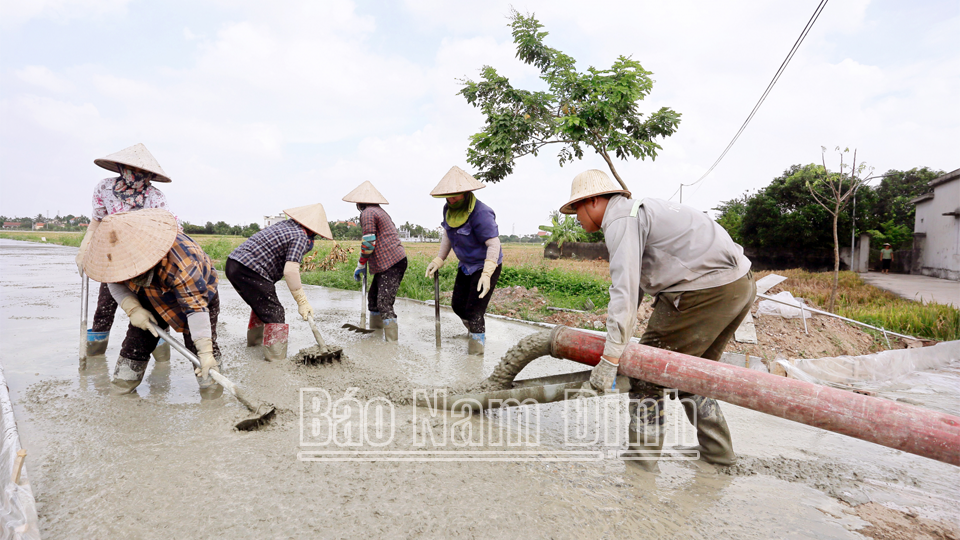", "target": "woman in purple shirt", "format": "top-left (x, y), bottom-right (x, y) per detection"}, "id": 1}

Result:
top-left (425, 166), bottom-right (503, 355)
